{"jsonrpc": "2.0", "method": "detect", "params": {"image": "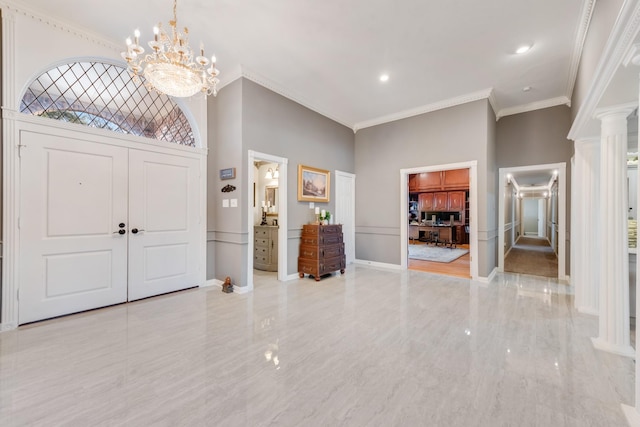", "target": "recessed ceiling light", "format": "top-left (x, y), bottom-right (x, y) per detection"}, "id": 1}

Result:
top-left (379, 74), bottom-right (389, 82)
top-left (516, 45), bottom-right (532, 54)
top-left (522, 86), bottom-right (531, 92)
